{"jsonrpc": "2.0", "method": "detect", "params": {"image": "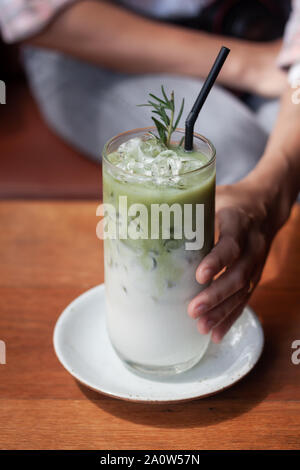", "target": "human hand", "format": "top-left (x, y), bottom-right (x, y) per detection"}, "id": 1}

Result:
top-left (188, 178), bottom-right (288, 343)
